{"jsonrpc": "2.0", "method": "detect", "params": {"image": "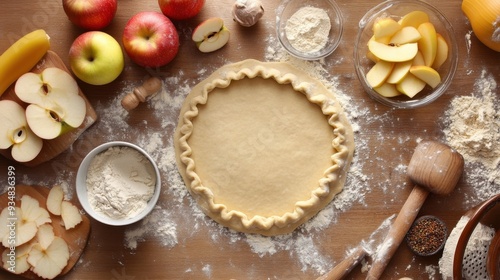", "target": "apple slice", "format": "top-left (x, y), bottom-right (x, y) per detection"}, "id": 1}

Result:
top-left (366, 51), bottom-right (380, 63)
top-left (368, 40), bottom-right (418, 62)
top-left (0, 100), bottom-right (43, 162)
top-left (374, 82), bottom-right (402, 97)
top-left (417, 22), bottom-right (437, 67)
top-left (396, 73), bottom-right (426, 98)
top-left (399, 10), bottom-right (430, 28)
top-left (389, 26), bottom-right (421, 45)
top-left (15, 67), bottom-right (87, 140)
top-left (432, 33), bottom-right (449, 70)
top-left (192, 17), bottom-right (230, 53)
top-left (373, 18), bottom-right (402, 40)
top-left (1, 243), bottom-right (32, 274)
top-left (410, 65), bottom-right (441, 88)
top-left (36, 224), bottom-right (55, 250)
top-left (386, 60), bottom-right (413, 84)
top-left (28, 236), bottom-right (69, 279)
top-left (60, 201), bottom-right (82, 230)
top-left (46, 185), bottom-right (64, 216)
top-left (366, 60), bottom-right (395, 88)
top-left (412, 51), bottom-right (425, 66)
top-left (21, 195), bottom-right (51, 227)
